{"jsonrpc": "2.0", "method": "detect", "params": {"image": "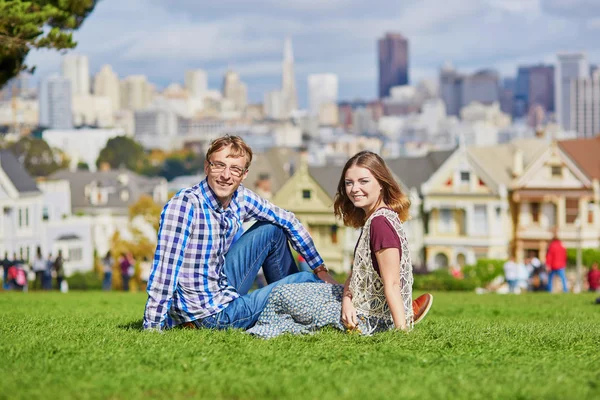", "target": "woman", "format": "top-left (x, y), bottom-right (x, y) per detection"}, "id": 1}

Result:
top-left (247, 151), bottom-right (432, 338)
top-left (102, 251), bottom-right (114, 291)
